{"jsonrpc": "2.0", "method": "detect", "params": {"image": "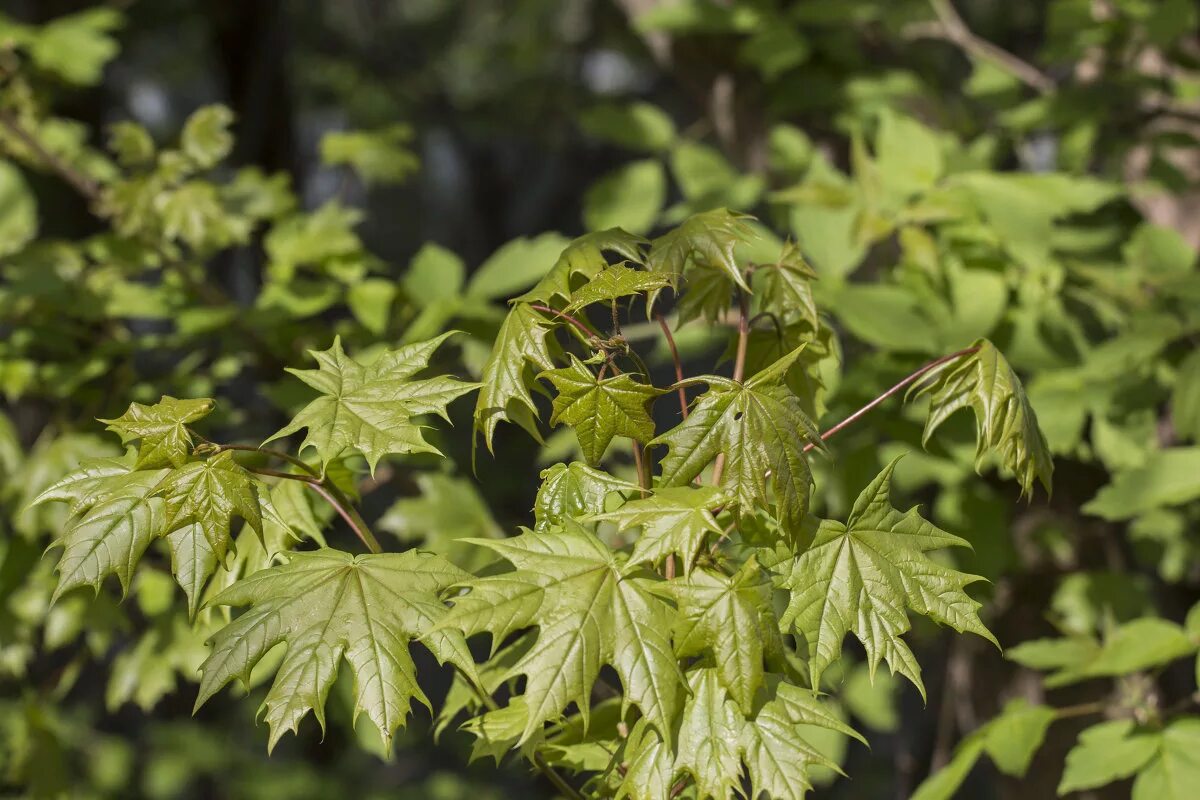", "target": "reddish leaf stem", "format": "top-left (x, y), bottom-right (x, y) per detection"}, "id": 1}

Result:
top-left (655, 313), bottom-right (689, 420)
top-left (711, 289), bottom-right (750, 487)
top-left (801, 345), bottom-right (980, 453)
top-left (244, 466), bottom-right (382, 554)
top-left (528, 303), bottom-right (601, 342)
